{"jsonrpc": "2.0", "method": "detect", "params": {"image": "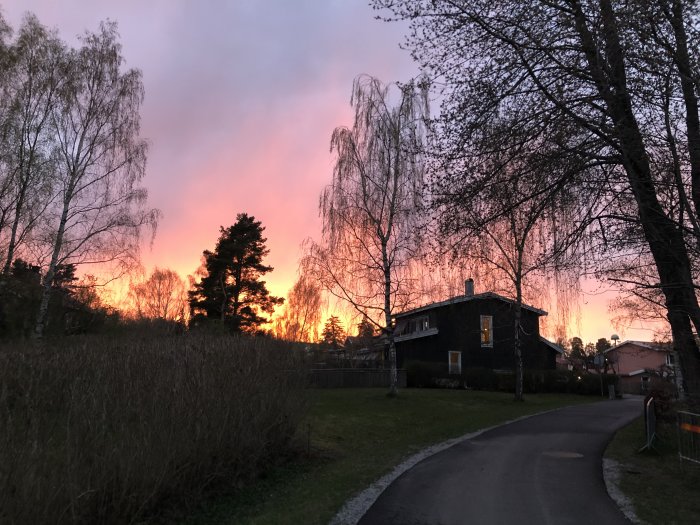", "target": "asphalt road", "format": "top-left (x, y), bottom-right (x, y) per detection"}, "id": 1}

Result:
top-left (358, 397), bottom-right (642, 525)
